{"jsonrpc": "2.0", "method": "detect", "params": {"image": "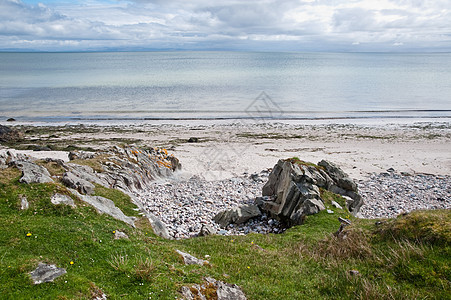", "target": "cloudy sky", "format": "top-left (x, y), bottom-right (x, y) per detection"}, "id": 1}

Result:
top-left (0, 0), bottom-right (450, 52)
